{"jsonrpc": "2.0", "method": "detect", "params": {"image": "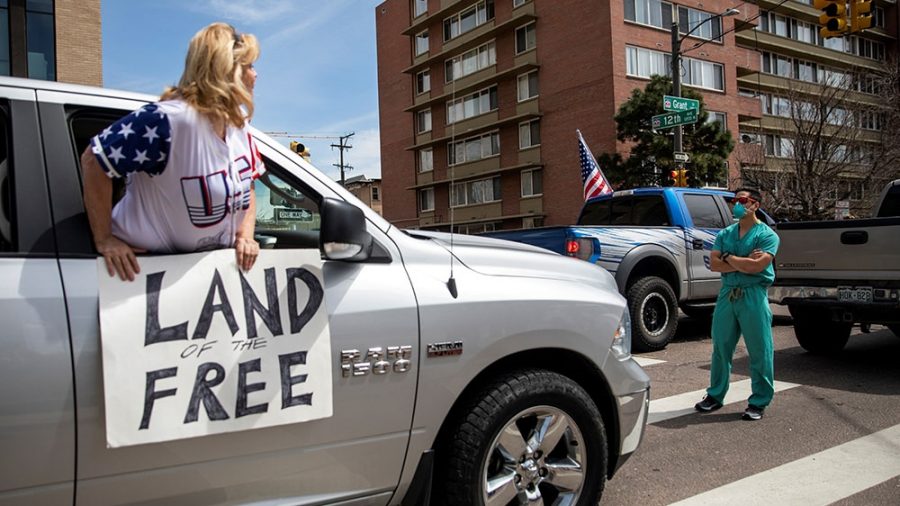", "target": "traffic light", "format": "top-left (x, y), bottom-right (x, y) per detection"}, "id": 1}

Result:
top-left (850, 0), bottom-right (873, 33)
top-left (669, 169), bottom-right (688, 187)
top-left (814, 0), bottom-right (848, 38)
top-left (290, 141), bottom-right (311, 161)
